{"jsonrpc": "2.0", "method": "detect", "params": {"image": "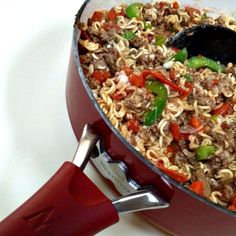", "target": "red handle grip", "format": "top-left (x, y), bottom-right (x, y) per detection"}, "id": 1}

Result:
top-left (0, 162), bottom-right (119, 236)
